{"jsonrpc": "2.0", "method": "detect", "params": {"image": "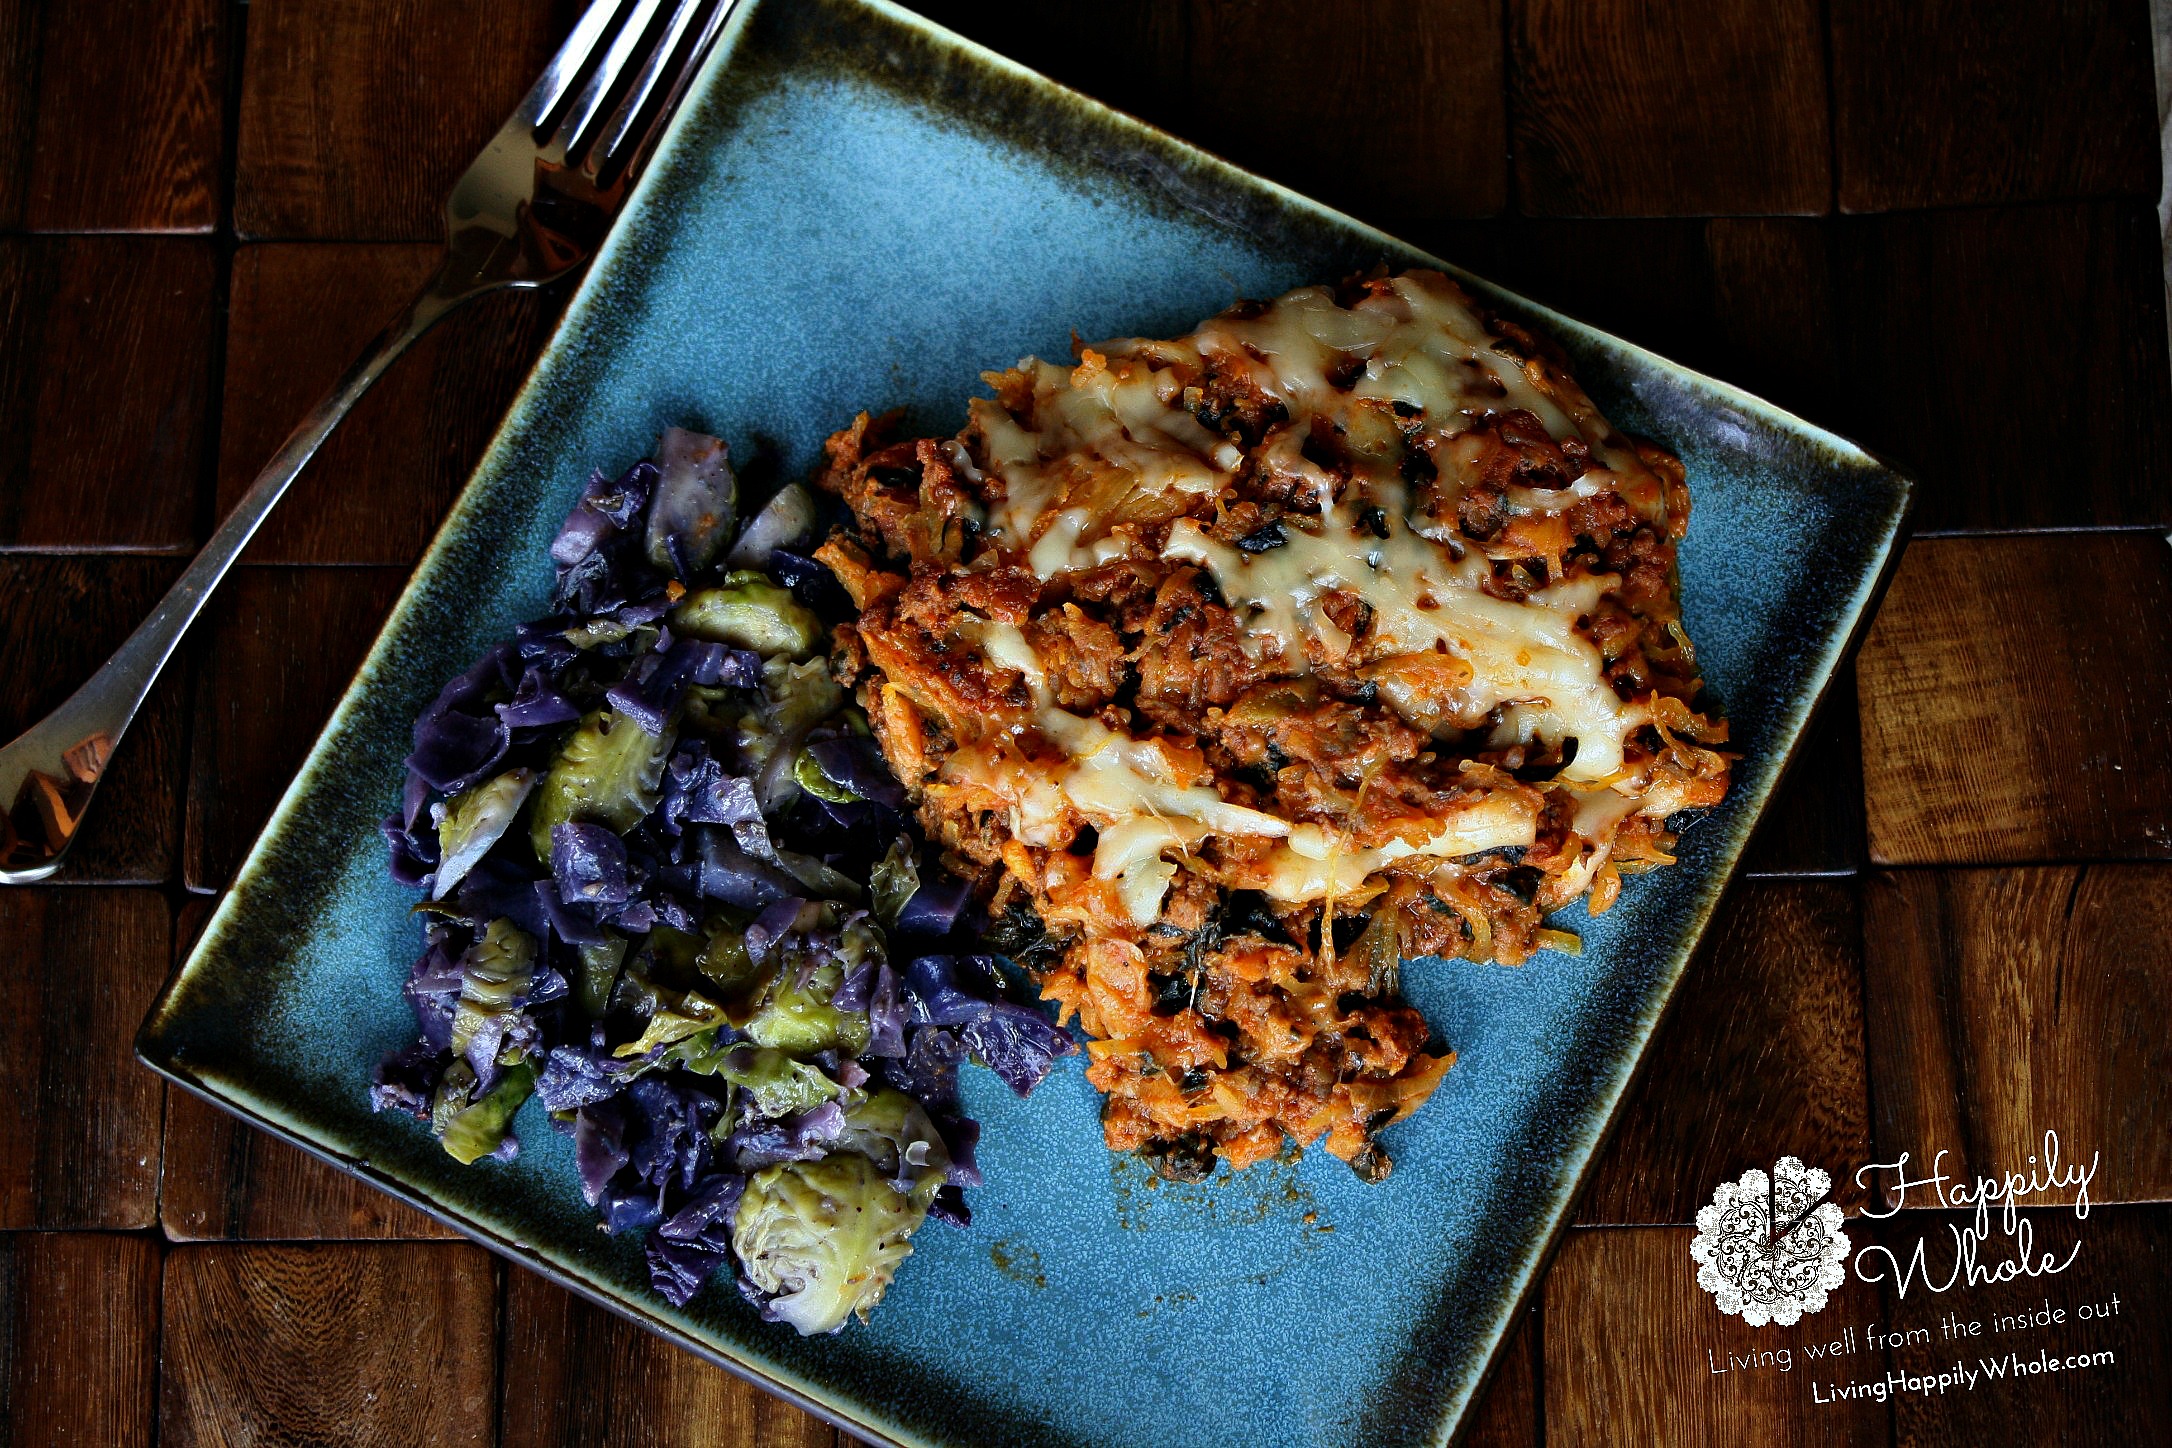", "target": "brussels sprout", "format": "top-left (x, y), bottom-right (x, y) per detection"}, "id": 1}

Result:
top-left (745, 958), bottom-right (869, 1057)
top-left (792, 749), bottom-right (858, 804)
top-left (695, 921), bottom-right (760, 994)
top-left (431, 1058), bottom-right (478, 1136)
top-left (528, 709), bottom-right (675, 860)
top-left (672, 575), bottom-right (822, 659)
top-left (734, 1152), bottom-right (928, 1335)
top-left (440, 1060), bottom-right (536, 1165)
top-left (450, 918), bottom-right (535, 1056)
top-left (835, 1087), bottom-right (951, 1206)
top-left (705, 1045), bottom-right (841, 1118)
top-left (613, 989), bottom-right (727, 1058)
top-left (725, 482), bottom-right (818, 570)
top-left (741, 658), bottom-right (844, 812)
top-left (869, 837), bottom-right (919, 927)
top-left (576, 934), bottom-right (628, 1020)
top-left (431, 768), bottom-right (537, 899)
